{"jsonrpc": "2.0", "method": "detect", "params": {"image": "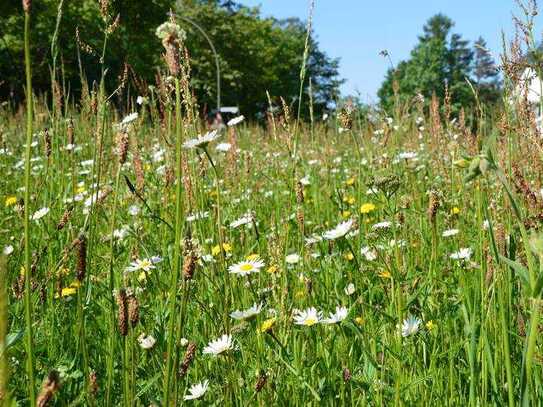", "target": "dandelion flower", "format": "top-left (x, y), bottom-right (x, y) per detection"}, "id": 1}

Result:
top-left (293, 307), bottom-right (322, 326)
top-left (323, 219), bottom-right (354, 240)
top-left (228, 258), bottom-right (264, 276)
top-left (4, 196), bottom-right (17, 207)
top-left (360, 203), bottom-right (376, 214)
top-left (184, 380), bottom-right (209, 401)
top-left (401, 316), bottom-right (421, 337)
top-left (203, 334), bottom-right (233, 356)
